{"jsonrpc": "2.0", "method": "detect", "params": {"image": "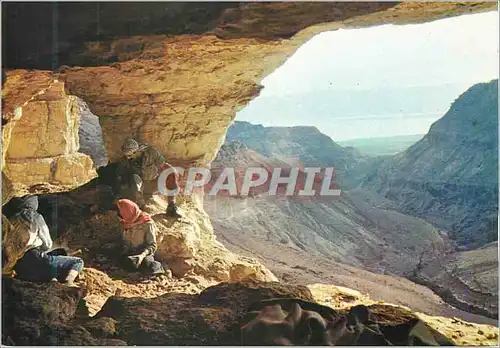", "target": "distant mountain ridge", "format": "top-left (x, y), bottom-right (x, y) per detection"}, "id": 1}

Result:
top-left (206, 140), bottom-right (452, 278)
top-left (226, 121), bottom-right (361, 183)
top-left (206, 139), bottom-right (497, 320)
top-left (210, 83), bottom-right (498, 318)
top-left (362, 79), bottom-right (498, 247)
